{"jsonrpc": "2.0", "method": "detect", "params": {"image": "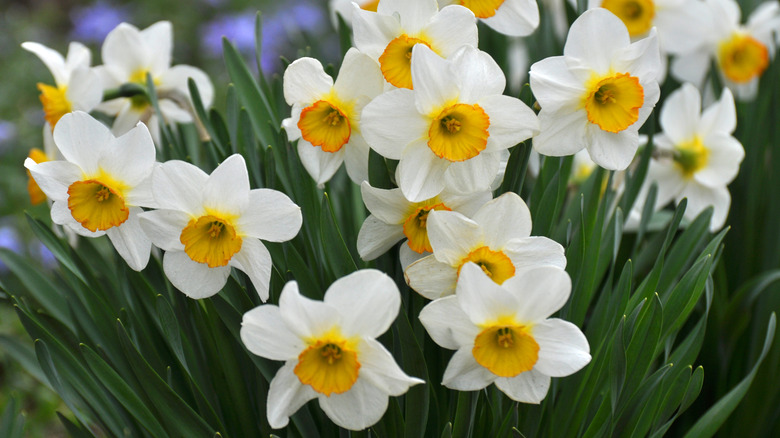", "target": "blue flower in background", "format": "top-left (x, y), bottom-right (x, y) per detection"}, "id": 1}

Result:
top-left (0, 226), bottom-right (22, 272)
top-left (70, 1), bottom-right (131, 43)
